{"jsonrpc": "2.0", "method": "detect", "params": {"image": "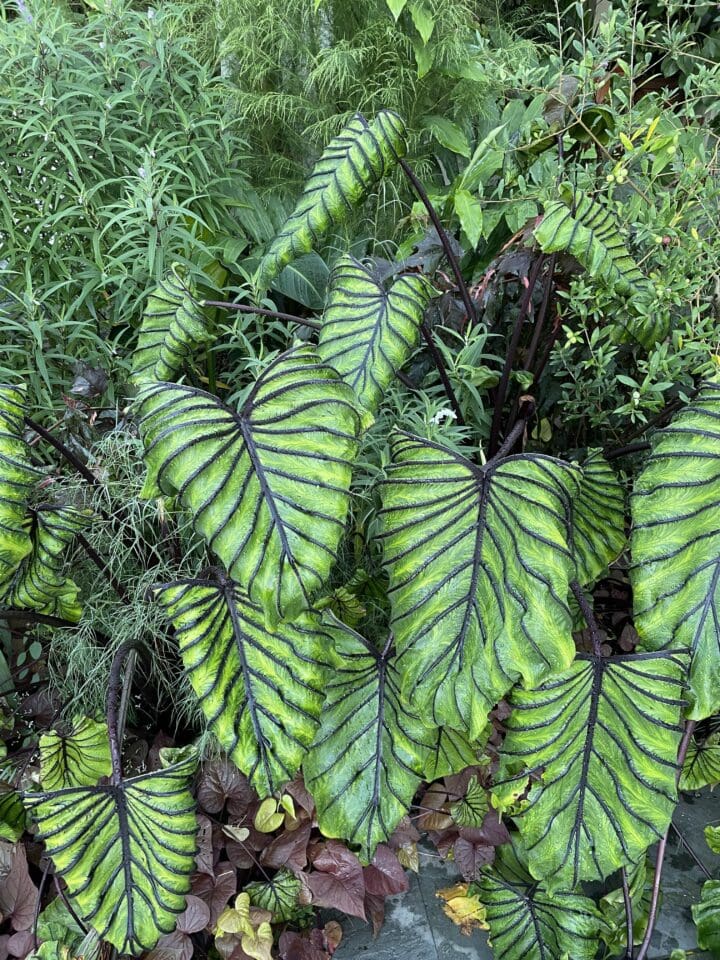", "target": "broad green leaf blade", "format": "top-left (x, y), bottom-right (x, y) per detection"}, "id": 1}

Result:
top-left (424, 726), bottom-right (484, 781)
top-left (679, 732), bottom-right (720, 790)
top-left (6, 505), bottom-right (91, 622)
top-left (632, 381), bottom-right (720, 719)
top-left (494, 651), bottom-right (687, 890)
top-left (535, 185), bottom-right (651, 296)
top-left (475, 840), bottom-right (605, 960)
top-left (0, 783), bottom-right (26, 841)
top-left (303, 621), bottom-right (434, 862)
top-left (138, 348), bottom-right (361, 618)
top-left (571, 450), bottom-right (625, 586)
top-left (318, 256), bottom-right (432, 415)
top-left (39, 716), bottom-right (112, 790)
top-left (26, 750), bottom-right (198, 956)
top-left (153, 573), bottom-right (328, 796)
top-left (257, 111), bottom-right (407, 288)
top-left (451, 776), bottom-right (488, 827)
top-left (130, 264), bottom-right (213, 385)
top-left (379, 433), bottom-right (580, 738)
top-left (245, 869), bottom-right (302, 922)
top-left (693, 879), bottom-right (720, 956)
top-left (0, 386), bottom-right (41, 589)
